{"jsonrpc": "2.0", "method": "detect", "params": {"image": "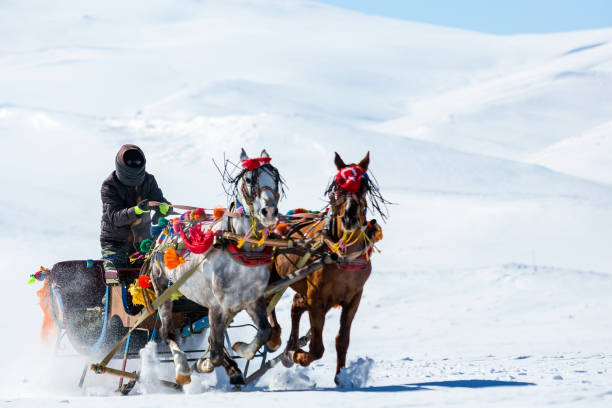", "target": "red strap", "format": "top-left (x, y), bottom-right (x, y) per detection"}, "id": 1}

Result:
top-left (226, 242), bottom-right (273, 266)
top-left (337, 254), bottom-right (370, 271)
